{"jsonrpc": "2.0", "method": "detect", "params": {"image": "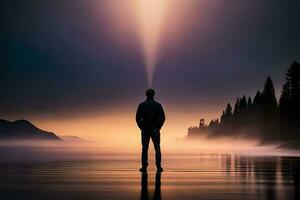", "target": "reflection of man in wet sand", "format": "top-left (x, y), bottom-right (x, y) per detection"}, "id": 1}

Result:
top-left (136, 89), bottom-right (165, 172)
top-left (140, 172), bottom-right (161, 200)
